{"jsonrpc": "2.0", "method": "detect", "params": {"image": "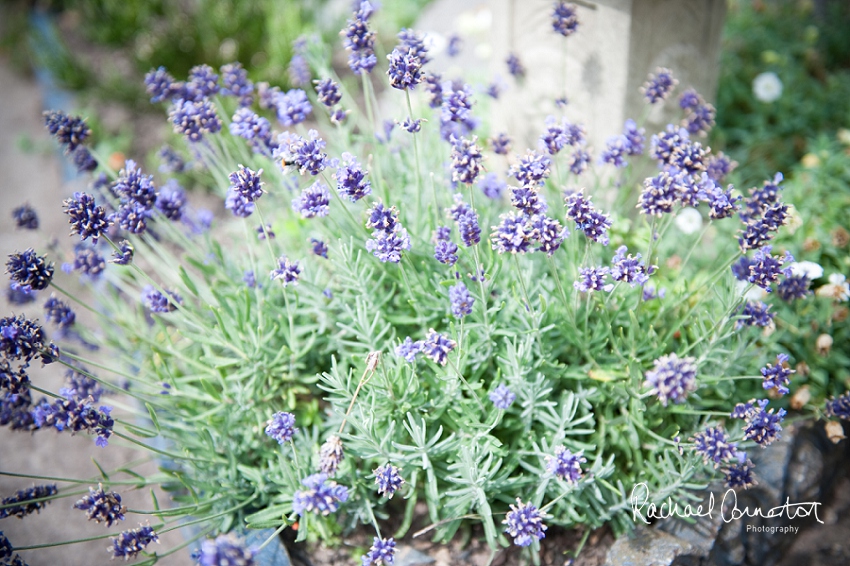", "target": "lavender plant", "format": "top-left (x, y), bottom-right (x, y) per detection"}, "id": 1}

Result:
top-left (1, 2), bottom-right (835, 564)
